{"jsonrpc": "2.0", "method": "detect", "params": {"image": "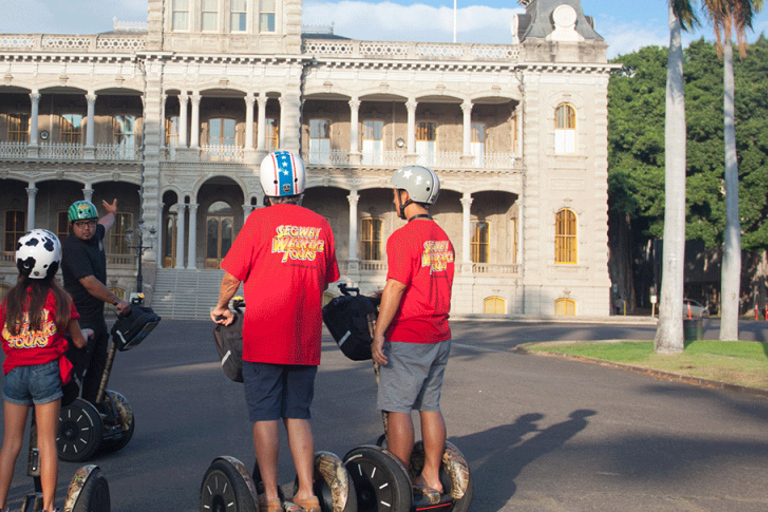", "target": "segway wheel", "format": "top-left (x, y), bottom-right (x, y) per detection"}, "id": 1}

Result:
top-left (200, 456), bottom-right (259, 512)
top-left (409, 441), bottom-right (473, 512)
top-left (57, 399), bottom-right (104, 462)
top-left (293, 451), bottom-right (357, 512)
top-left (101, 391), bottom-right (135, 454)
top-left (63, 465), bottom-right (111, 512)
top-left (343, 445), bottom-right (412, 512)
